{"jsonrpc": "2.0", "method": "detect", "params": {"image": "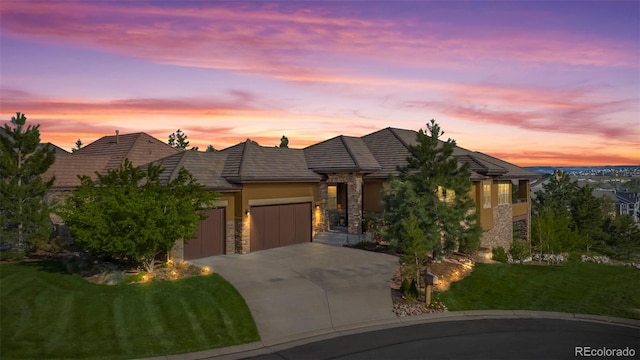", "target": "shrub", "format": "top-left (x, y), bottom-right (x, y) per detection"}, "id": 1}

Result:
top-left (492, 246), bottom-right (508, 263)
top-left (509, 239), bottom-right (530, 261)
